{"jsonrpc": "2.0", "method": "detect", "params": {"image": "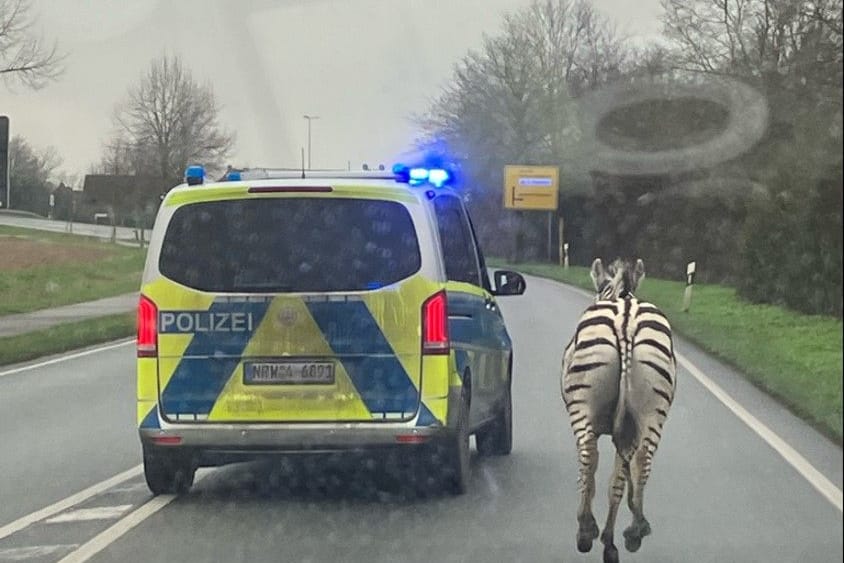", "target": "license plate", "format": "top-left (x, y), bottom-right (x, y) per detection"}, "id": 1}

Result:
top-left (243, 360), bottom-right (335, 385)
